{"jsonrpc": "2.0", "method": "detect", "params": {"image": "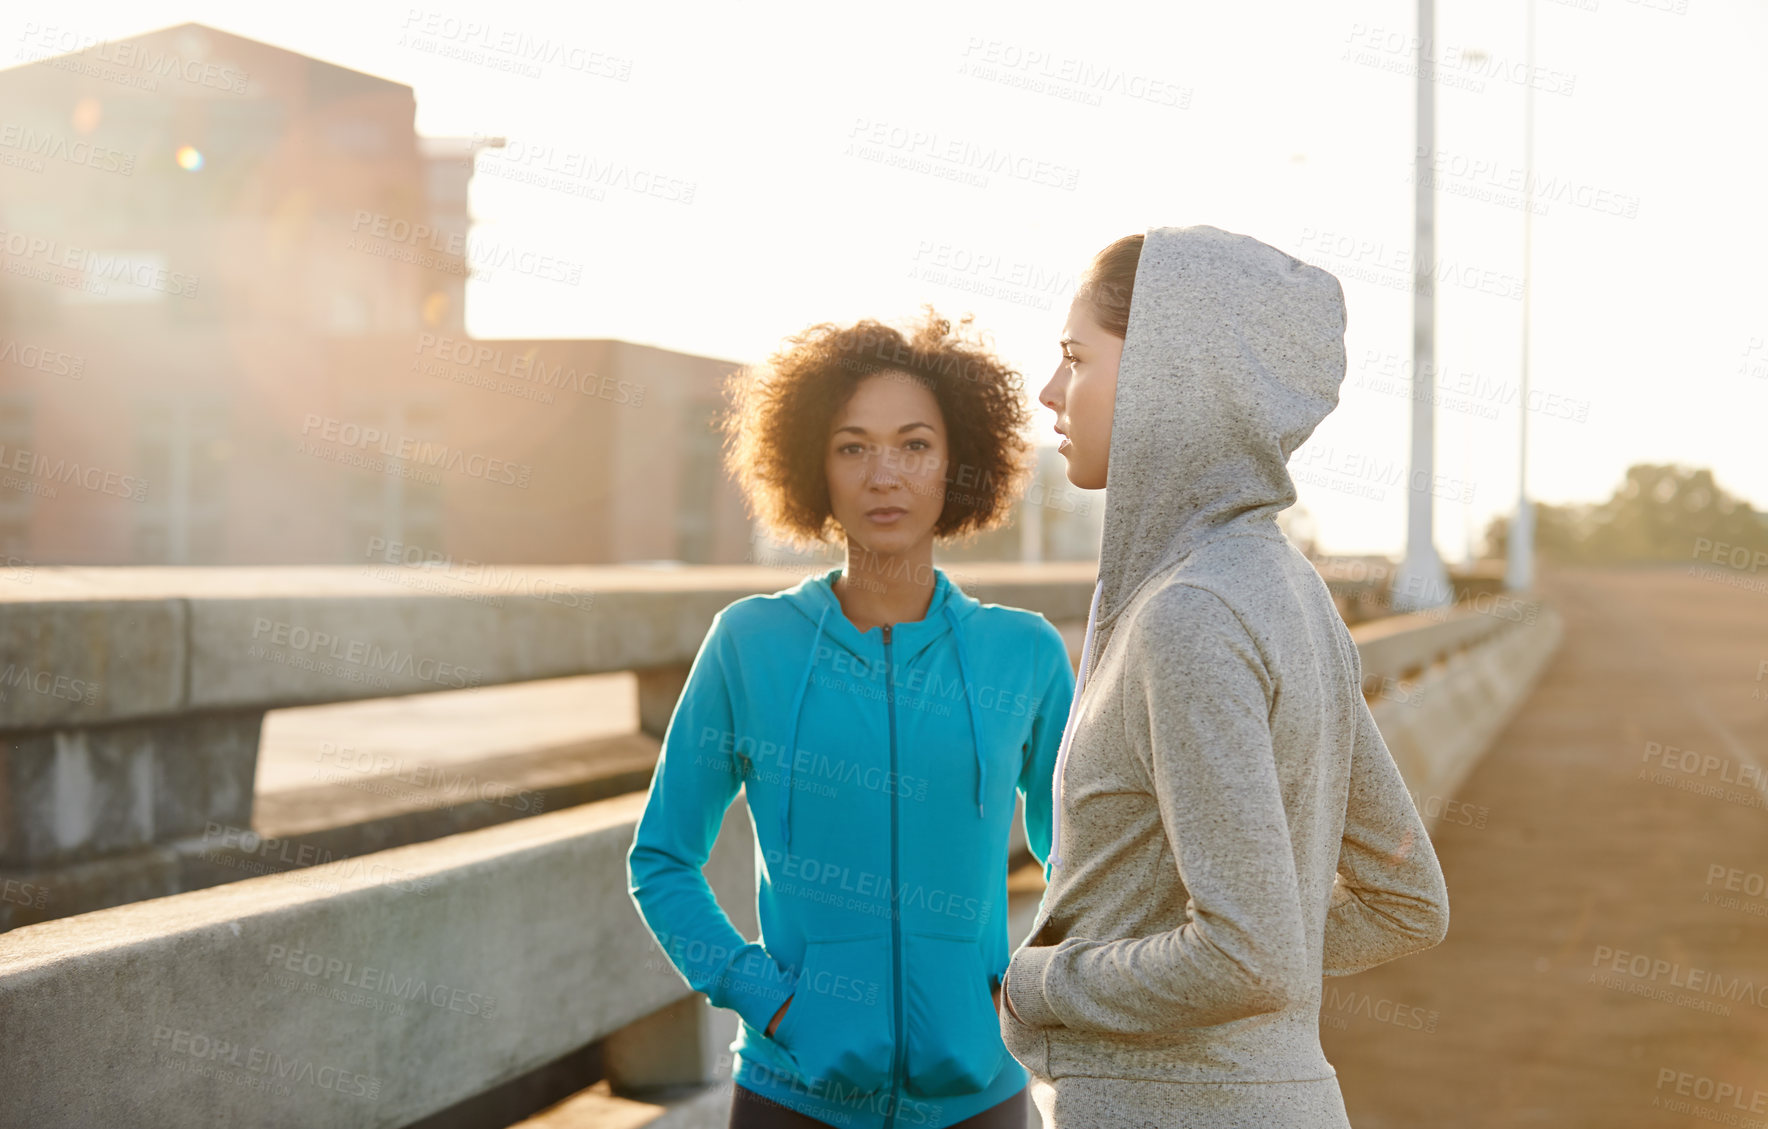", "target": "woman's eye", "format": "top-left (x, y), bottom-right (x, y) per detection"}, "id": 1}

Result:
top-left (905, 439), bottom-right (929, 451)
